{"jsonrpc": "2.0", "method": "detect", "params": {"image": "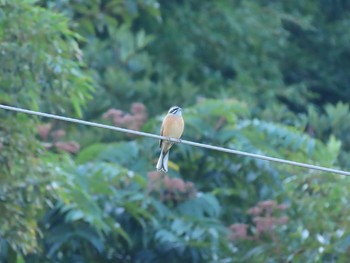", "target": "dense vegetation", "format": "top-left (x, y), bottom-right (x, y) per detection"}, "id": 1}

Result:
top-left (1, 0), bottom-right (350, 262)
